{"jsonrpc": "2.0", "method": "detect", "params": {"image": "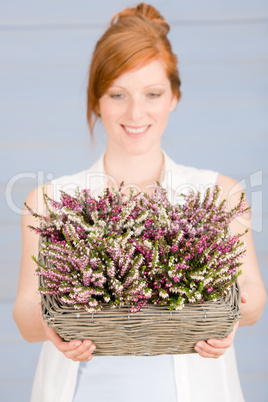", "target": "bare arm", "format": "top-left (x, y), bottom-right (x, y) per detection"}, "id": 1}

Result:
top-left (195, 174), bottom-right (266, 358)
top-left (217, 174), bottom-right (266, 327)
top-left (13, 185), bottom-right (48, 342)
top-left (13, 184), bottom-right (95, 361)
